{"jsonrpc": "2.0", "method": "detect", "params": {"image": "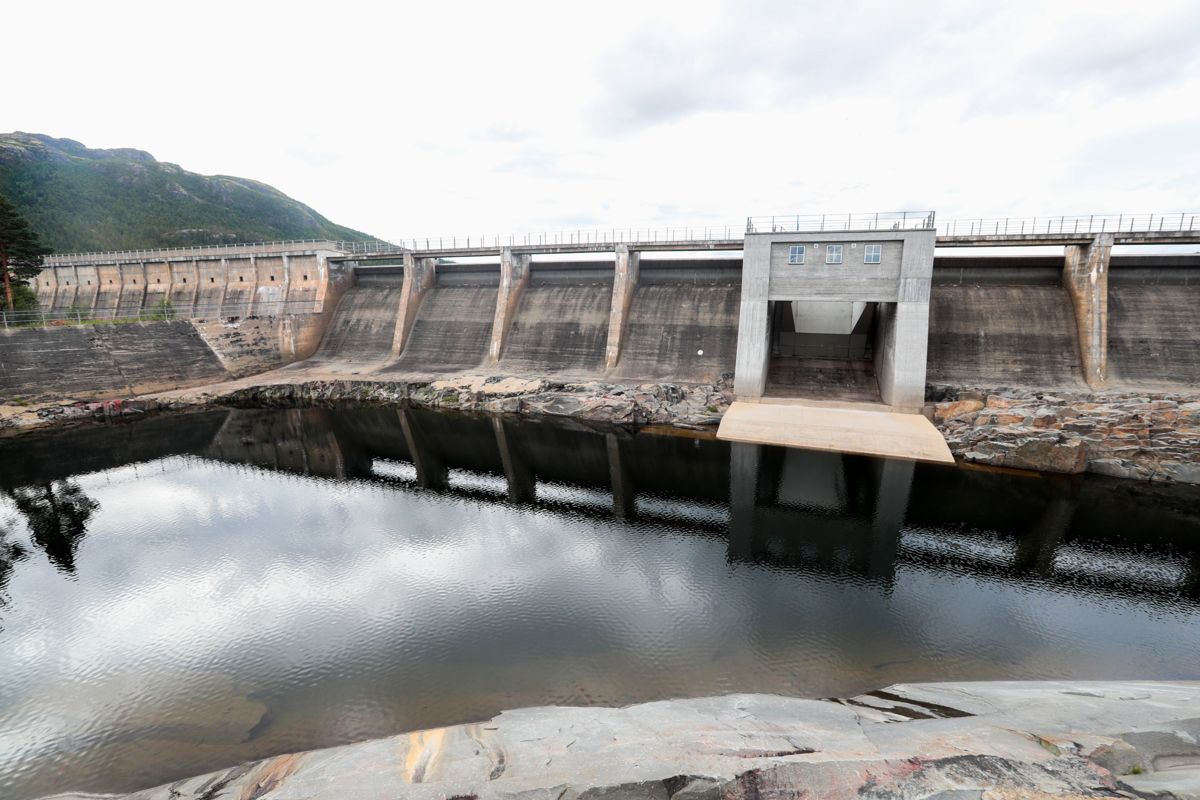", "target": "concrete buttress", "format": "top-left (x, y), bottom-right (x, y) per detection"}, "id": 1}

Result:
top-left (392, 253), bottom-right (437, 357)
top-left (1063, 233), bottom-right (1112, 388)
top-left (487, 248), bottom-right (531, 363)
top-left (604, 244), bottom-right (641, 369)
